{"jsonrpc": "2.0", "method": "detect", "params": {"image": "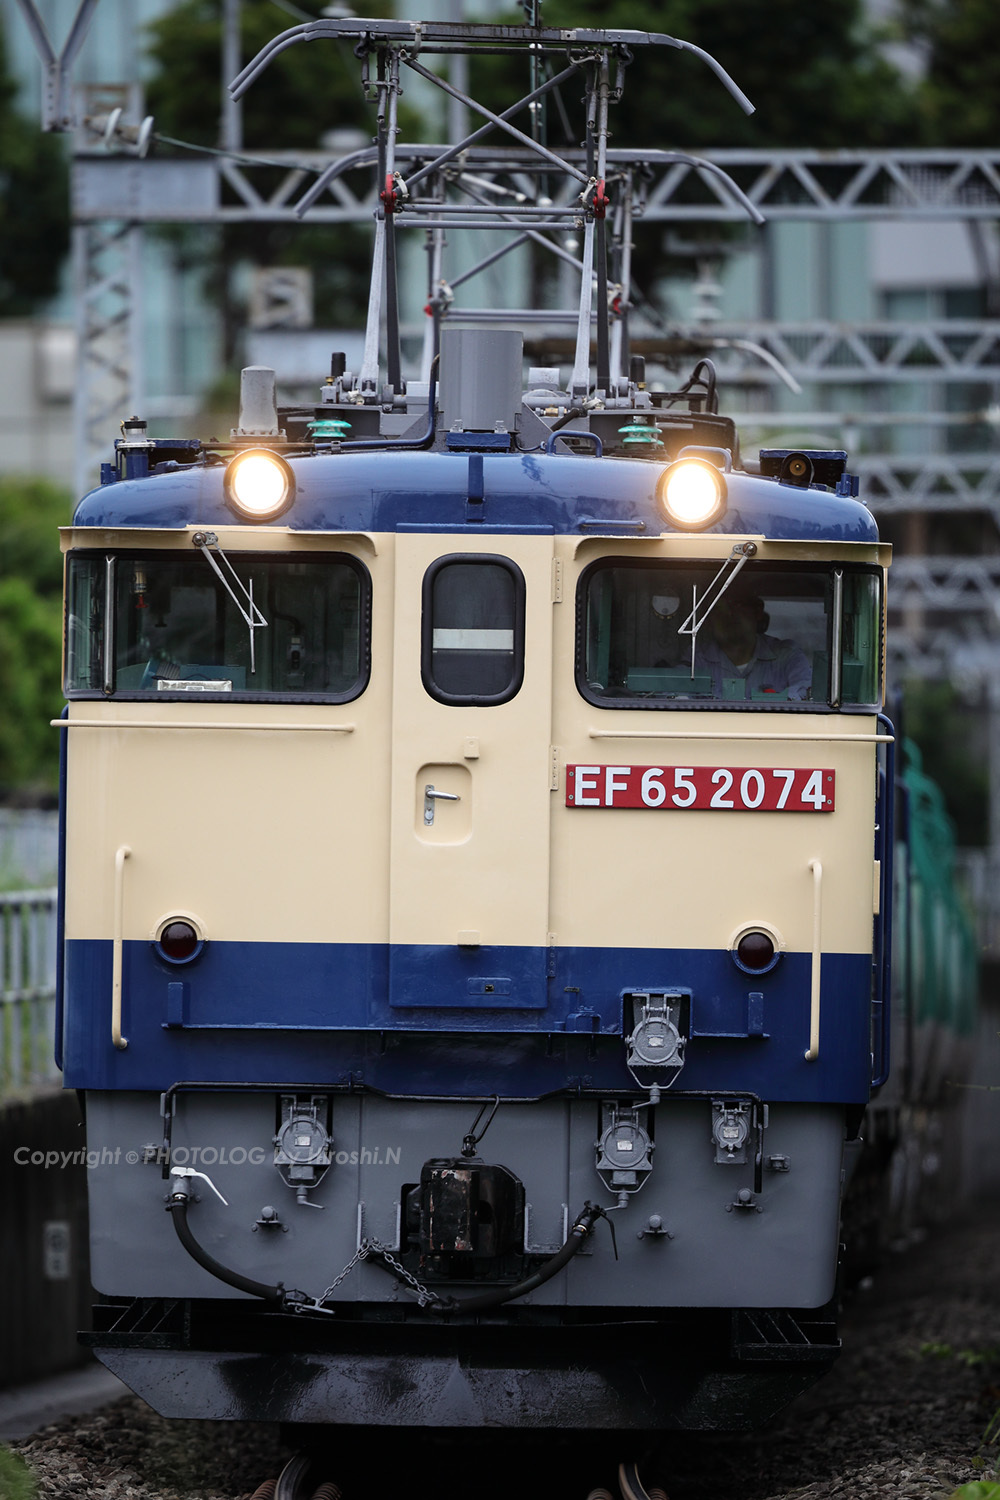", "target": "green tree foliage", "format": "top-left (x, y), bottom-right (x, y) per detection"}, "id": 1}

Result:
top-left (145, 0), bottom-right (375, 150)
top-left (473, 0), bottom-right (919, 151)
top-left (0, 478), bottom-right (71, 799)
top-left (0, 28), bottom-right (70, 316)
top-left (902, 0), bottom-right (1000, 144)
